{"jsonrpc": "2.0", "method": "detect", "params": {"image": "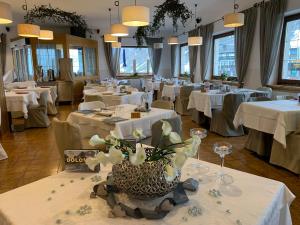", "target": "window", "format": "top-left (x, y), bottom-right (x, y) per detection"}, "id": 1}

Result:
top-left (12, 46), bottom-right (34, 81)
top-left (279, 13), bottom-right (300, 84)
top-left (37, 44), bottom-right (63, 78)
top-left (85, 47), bottom-right (97, 76)
top-left (213, 32), bottom-right (236, 77)
top-left (180, 44), bottom-right (190, 76)
top-left (69, 47), bottom-right (84, 77)
top-left (119, 47), bottom-right (152, 75)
